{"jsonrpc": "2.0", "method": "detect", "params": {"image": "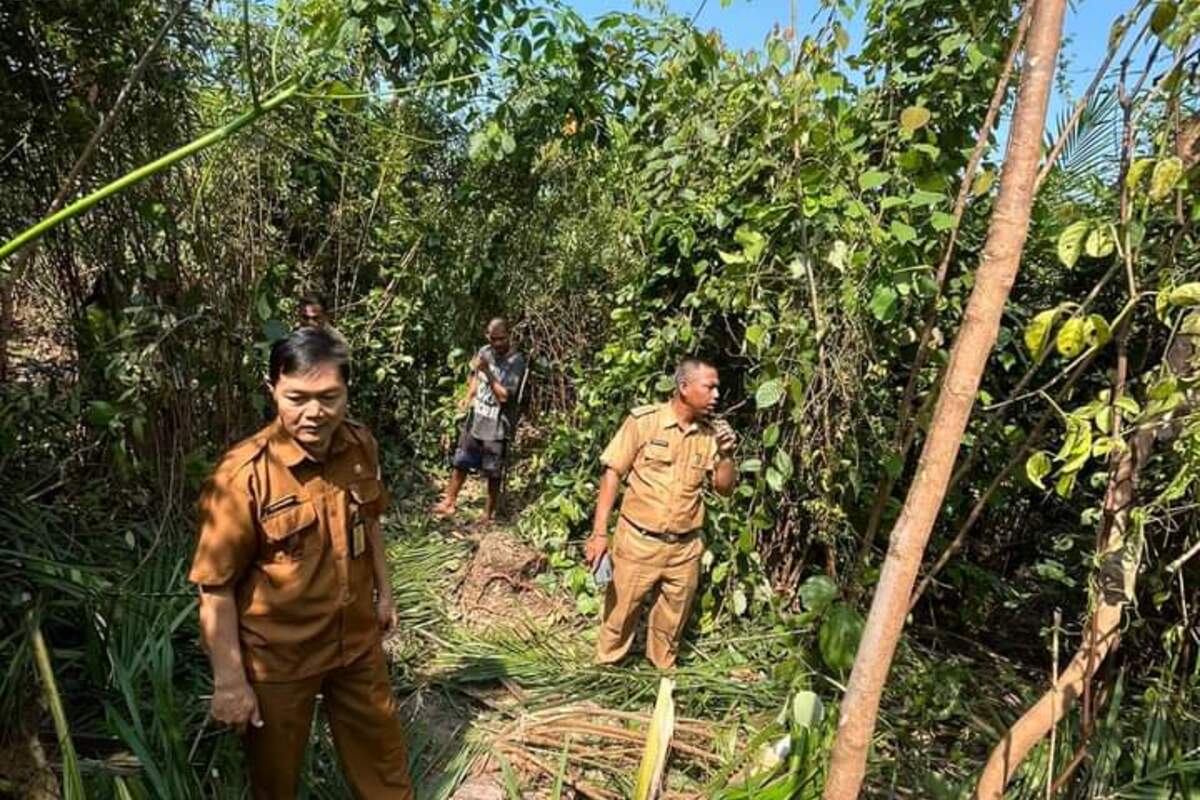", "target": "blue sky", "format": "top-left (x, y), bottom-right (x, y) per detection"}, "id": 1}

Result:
top-left (565, 0), bottom-right (1121, 113)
